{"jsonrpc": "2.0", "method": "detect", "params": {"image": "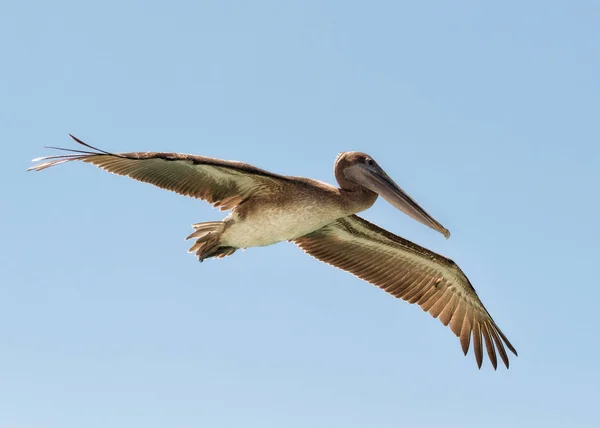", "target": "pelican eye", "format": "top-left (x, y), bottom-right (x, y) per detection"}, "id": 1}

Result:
top-left (365, 158), bottom-right (374, 166)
